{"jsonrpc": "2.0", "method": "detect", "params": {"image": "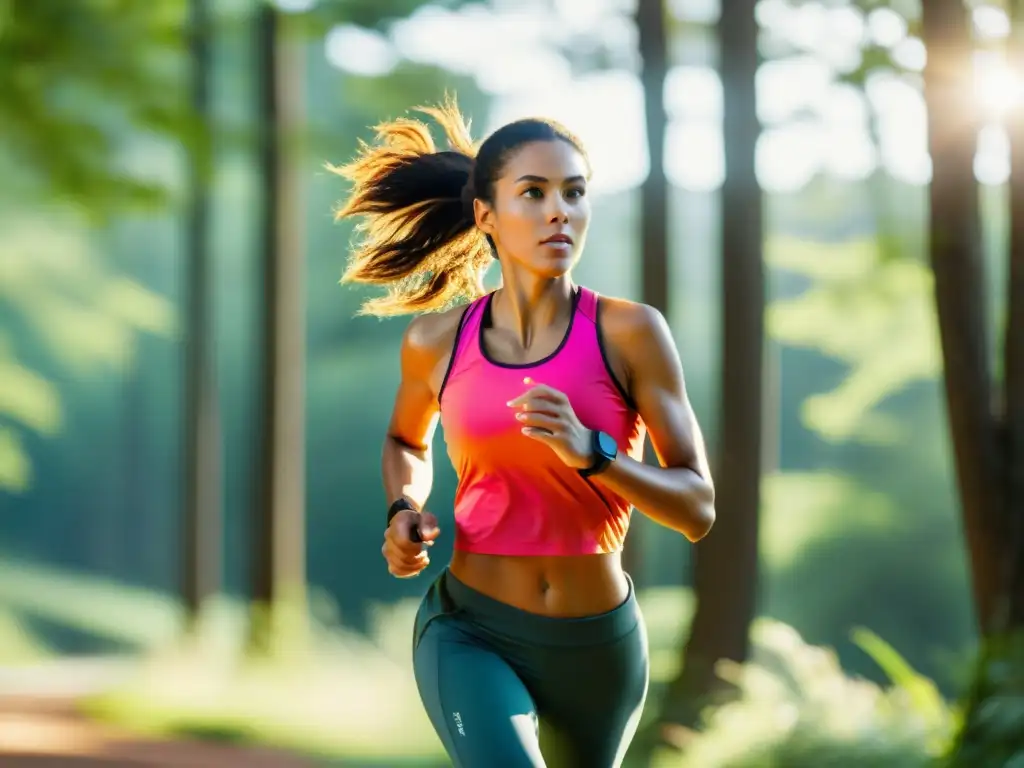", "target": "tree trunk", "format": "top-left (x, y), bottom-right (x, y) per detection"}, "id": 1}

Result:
top-left (1004, 0), bottom-right (1024, 630)
top-left (637, 0), bottom-right (669, 315)
top-left (657, 0), bottom-right (763, 735)
top-left (921, 0), bottom-right (1006, 635)
top-left (182, 0), bottom-right (221, 630)
top-left (250, 5), bottom-right (308, 654)
top-left (632, 0), bottom-right (670, 586)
